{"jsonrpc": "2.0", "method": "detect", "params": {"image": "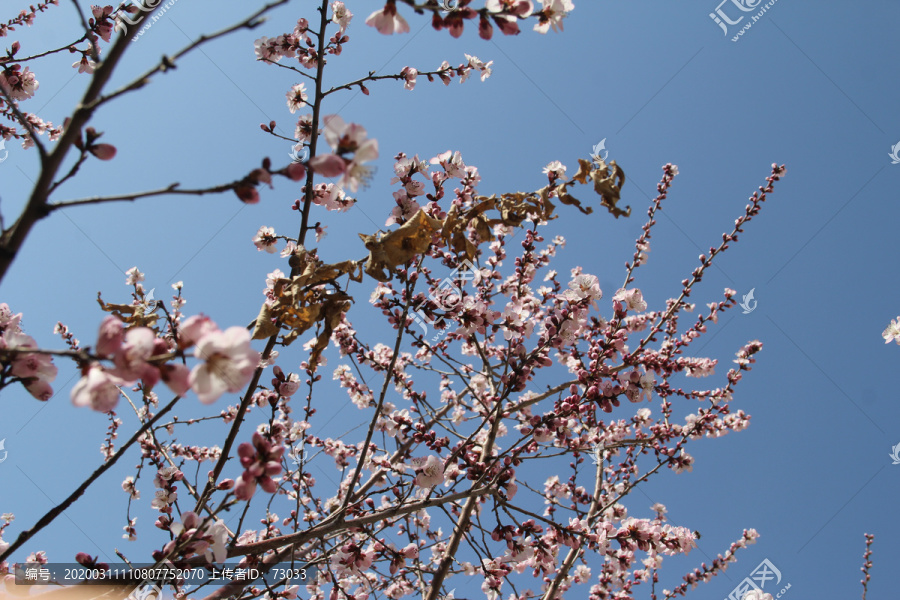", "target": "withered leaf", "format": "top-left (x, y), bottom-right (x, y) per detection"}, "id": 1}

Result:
top-left (571, 158), bottom-right (595, 185)
top-left (97, 293), bottom-right (158, 328)
top-left (591, 159), bottom-right (630, 219)
top-left (252, 250), bottom-right (359, 342)
top-left (359, 209), bottom-right (443, 282)
top-left (252, 281), bottom-right (322, 341)
top-left (306, 292), bottom-right (351, 368)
